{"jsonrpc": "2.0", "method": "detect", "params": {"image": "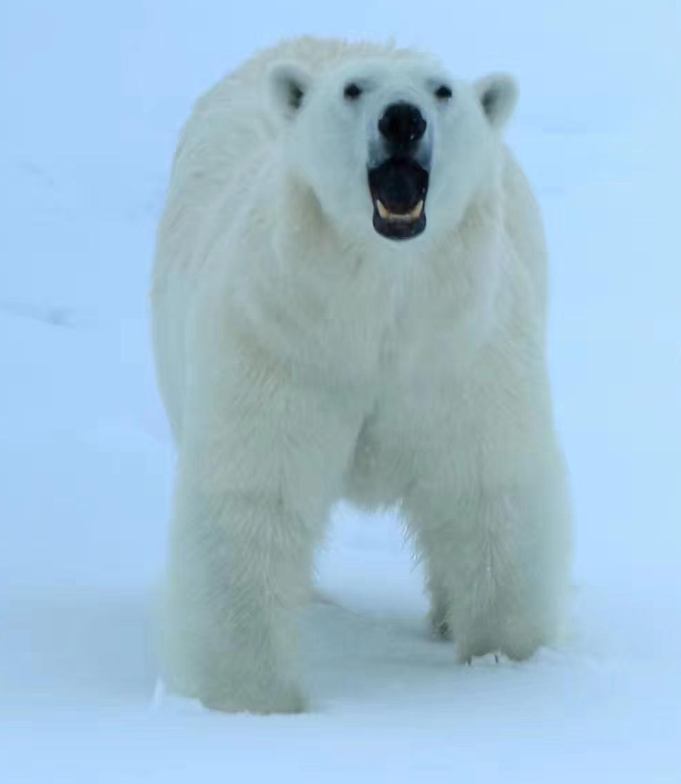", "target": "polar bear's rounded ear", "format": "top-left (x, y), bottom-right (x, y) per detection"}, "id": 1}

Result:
top-left (475, 74), bottom-right (519, 130)
top-left (268, 62), bottom-right (312, 120)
